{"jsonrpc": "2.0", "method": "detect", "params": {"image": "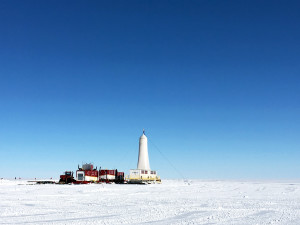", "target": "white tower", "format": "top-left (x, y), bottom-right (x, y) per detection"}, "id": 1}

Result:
top-left (137, 129), bottom-right (151, 170)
